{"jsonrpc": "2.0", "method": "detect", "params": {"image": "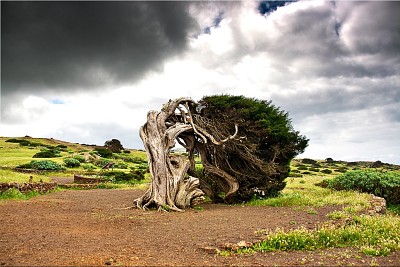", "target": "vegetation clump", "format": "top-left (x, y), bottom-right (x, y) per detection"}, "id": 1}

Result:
top-left (18, 160), bottom-right (65, 171)
top-left (64, 158), bottom-right (81, 168)
top-left (72, 154), bottom-right (86, 163)
top-left (33, 148), bottom-right (61, 158)
top-left (301, 158), bottom-right (317, 164)
top-left (6, 138), bottom-right (43, 147)
top-left (102, 170), bottom-right (145, 183)
top-left (238, 215), bottom-right (400, 256)
top-left (0, 188), bottom-right (41, 200)
top-left (94, 147), bottom-right (114, 158)
top-left (322, 170), bottom-right (400, 204)
top-left (321, 169), bottom-right (332, 174)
